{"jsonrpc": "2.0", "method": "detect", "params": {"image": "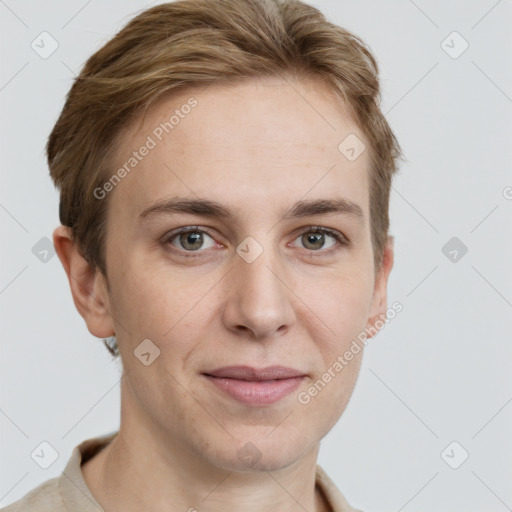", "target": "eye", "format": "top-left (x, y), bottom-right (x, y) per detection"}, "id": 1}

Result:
top-left (164, 227), bottom-right (217, 254)
top-left (291, 227), bottom-right (348, 254)
top-left (162, 225), bottom-right (349, 258)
